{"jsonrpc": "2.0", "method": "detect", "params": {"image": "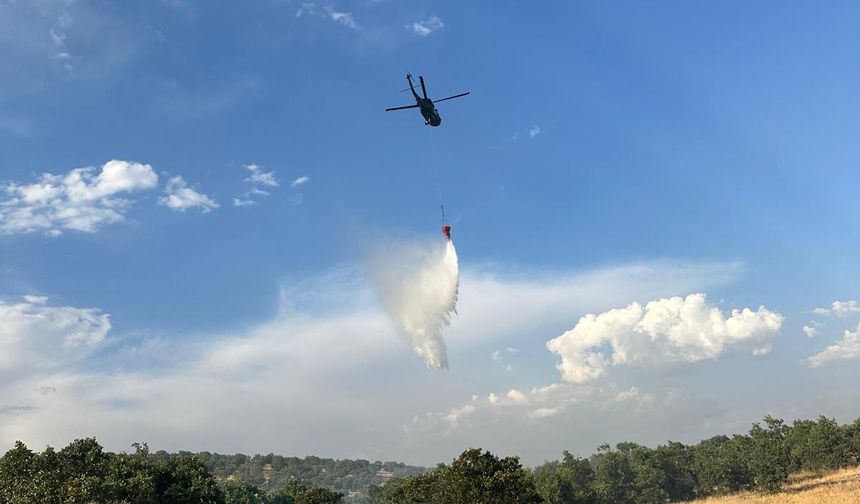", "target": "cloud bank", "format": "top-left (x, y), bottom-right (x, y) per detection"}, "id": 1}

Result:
top-left (0, 295), bottom-right (110, 380)
top-left (0, 258), bottom-right (796, 465)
